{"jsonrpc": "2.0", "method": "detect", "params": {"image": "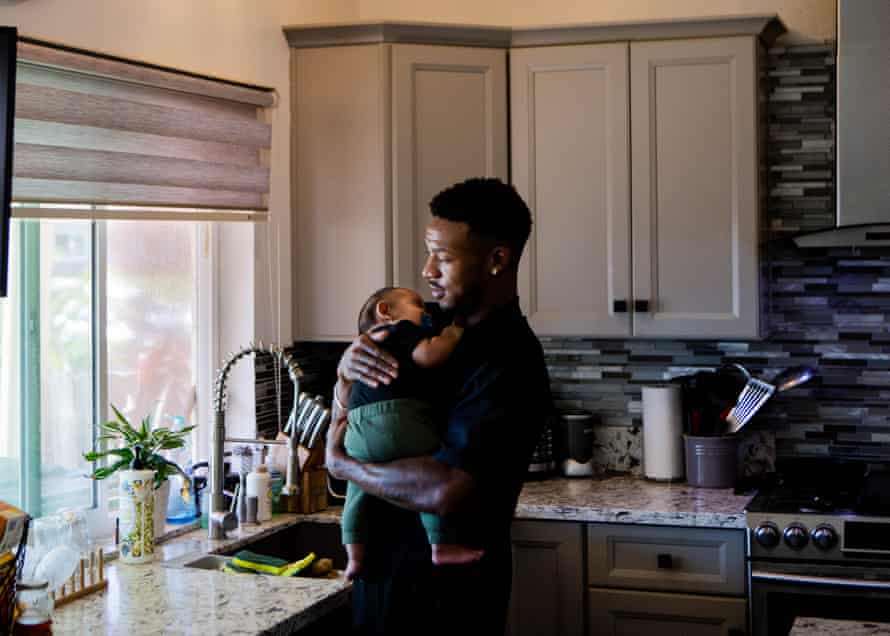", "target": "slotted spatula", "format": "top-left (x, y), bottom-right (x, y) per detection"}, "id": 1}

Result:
top-left (725, 374), bottom-right (775, 434)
